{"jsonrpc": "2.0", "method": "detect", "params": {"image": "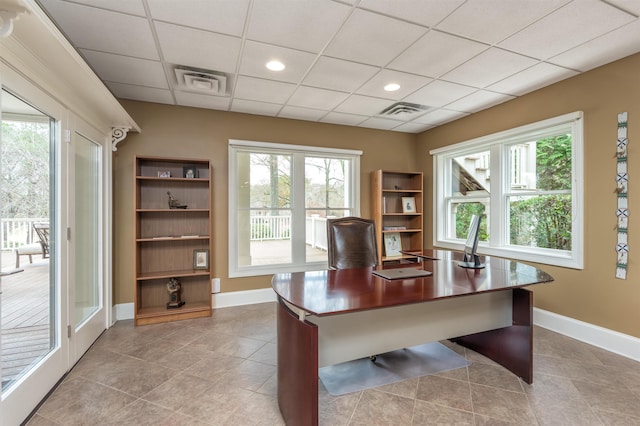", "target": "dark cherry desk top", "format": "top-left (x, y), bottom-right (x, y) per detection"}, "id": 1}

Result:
top-left (271, 250), bottom-right (553, 317)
